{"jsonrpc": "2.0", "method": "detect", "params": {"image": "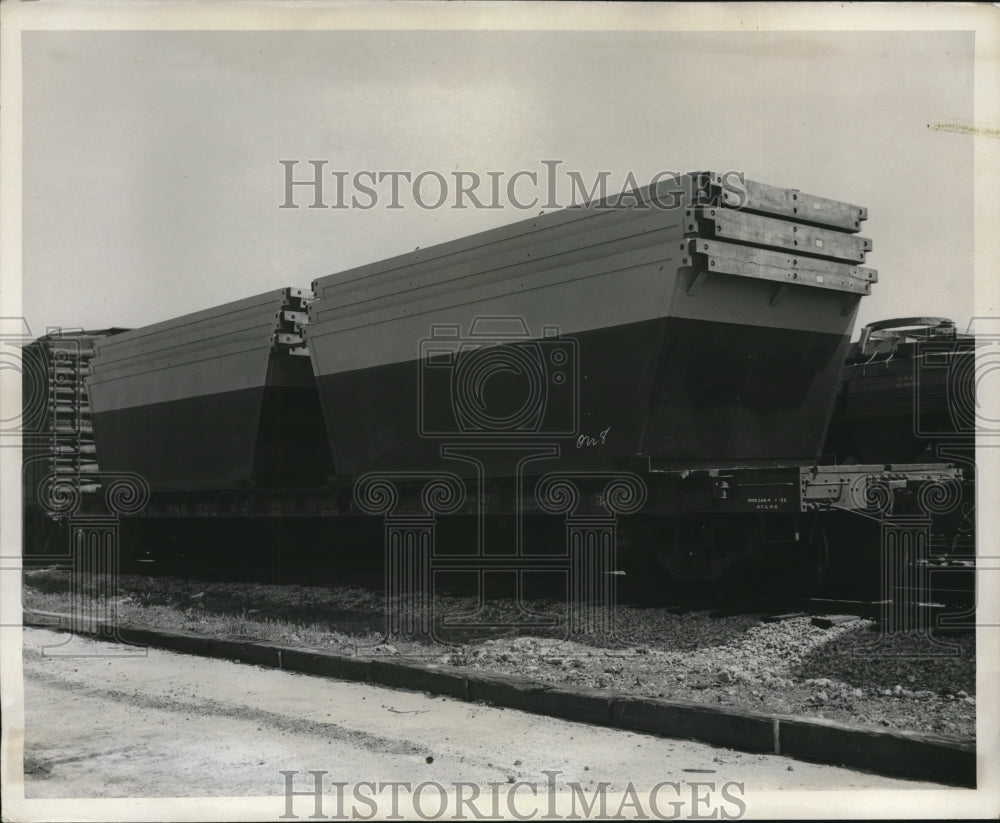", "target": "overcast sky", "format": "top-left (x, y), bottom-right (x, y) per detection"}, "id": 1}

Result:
top-left (21, 28), bottom-right (974, 337)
